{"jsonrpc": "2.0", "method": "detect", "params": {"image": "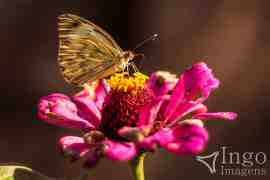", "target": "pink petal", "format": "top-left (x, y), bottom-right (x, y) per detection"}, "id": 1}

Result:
top-left (139, 128), bottom-right (172, 151)
top-left (103, 140), bottom-right (137, 161)
top-left (161, 62), bottom-right (219, 122)
top-left (182, 62), bottom-right (220, 102)
top-left (163, 76), bottom-right (185, 120)
top-left (140, 123), bottom-right (209, 156)
top-left (165, 137), bottom-right (206, 155)
top-left (163, 123), bottom-right (209, 155)
top-left (193, 112), bottom-right (237, 120)
top-left (146, 71), bottom-right (178, 96)
top-left (59, 136), bottom-right (90, 160)
top-left (37, 93), bottom-right (94, 131)
top-left (73, 94), bottom-right (102, 128)
top-left (137, 97), bottom-right (166, 129)
top-left (167, 102), bottom-right (207, 125)
top-left (94, 79), bottom-right (110, 110)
